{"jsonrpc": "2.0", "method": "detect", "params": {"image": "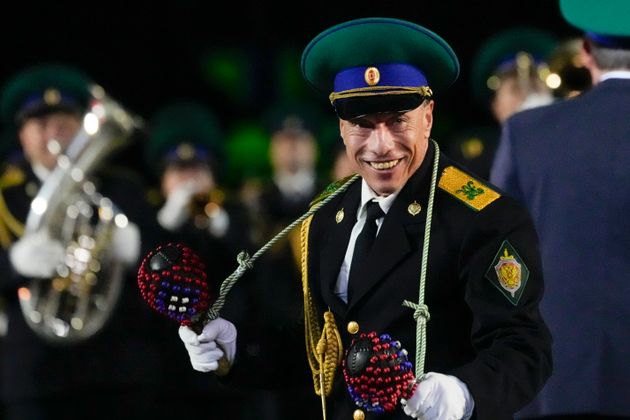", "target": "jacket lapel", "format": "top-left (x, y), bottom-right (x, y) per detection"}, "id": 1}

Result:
top-left (318, 180), bottom-right (360, 315)
top-left (347, 142), bottom-right (436, 310)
